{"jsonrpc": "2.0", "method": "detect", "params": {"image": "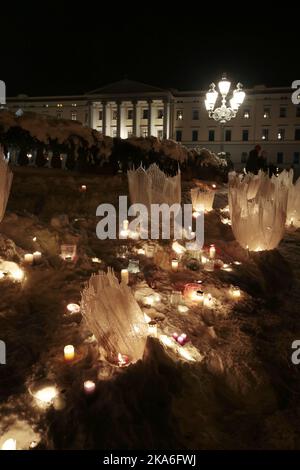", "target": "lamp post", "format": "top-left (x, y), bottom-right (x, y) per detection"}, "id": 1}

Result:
top-left (205, 74), bottom-right (245, 154)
